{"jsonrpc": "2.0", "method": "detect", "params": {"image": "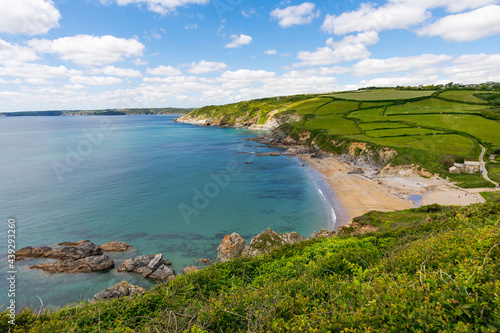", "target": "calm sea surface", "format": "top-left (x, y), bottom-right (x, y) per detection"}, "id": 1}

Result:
top-left (0, 115), bottom-right (337, 309)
